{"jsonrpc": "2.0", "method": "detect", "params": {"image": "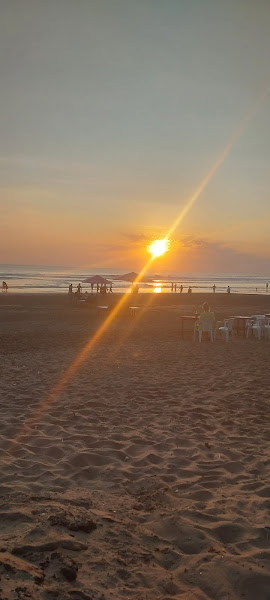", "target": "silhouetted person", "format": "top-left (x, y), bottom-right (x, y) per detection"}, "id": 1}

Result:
top-left (227, 285), bottom-right (231, 294)
top-left (68, 283), bottom-right (73, 294)
top-left (266, 283), bottom-right (269, 292)
top-left (174, 283), bottom-right (177, 292)
top-left (188, 286), bottom-right (192, 294)
top-left (213, 284), bottom-right (216, 293)
top-left (179, 285), bottom-right (183, 293)
top-left (2, 281), bottom-right (8, 292)
top-left (171, 282), bottom-right (174, 292)
top-left (131, 283), bottom-right (139, 296)
top-left (77, 283), bottom-right (82, 294)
